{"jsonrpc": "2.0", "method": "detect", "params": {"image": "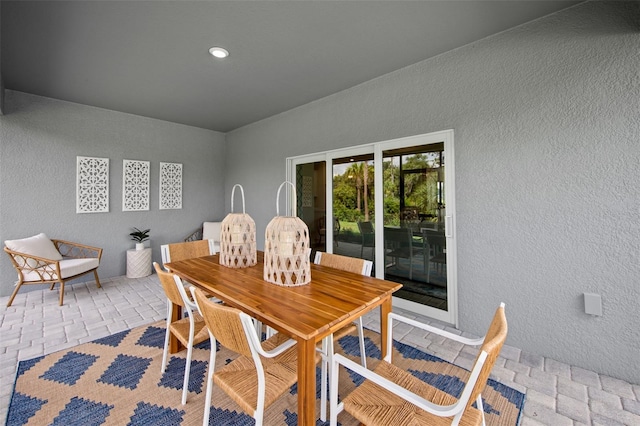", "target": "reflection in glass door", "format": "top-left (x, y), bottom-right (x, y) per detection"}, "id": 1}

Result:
top-left (331, 154), bottom-right (375, 267)
top-left (294, 161), bottom-right (326, 253)
top-left (382, 144), bottom-right (447, 311)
